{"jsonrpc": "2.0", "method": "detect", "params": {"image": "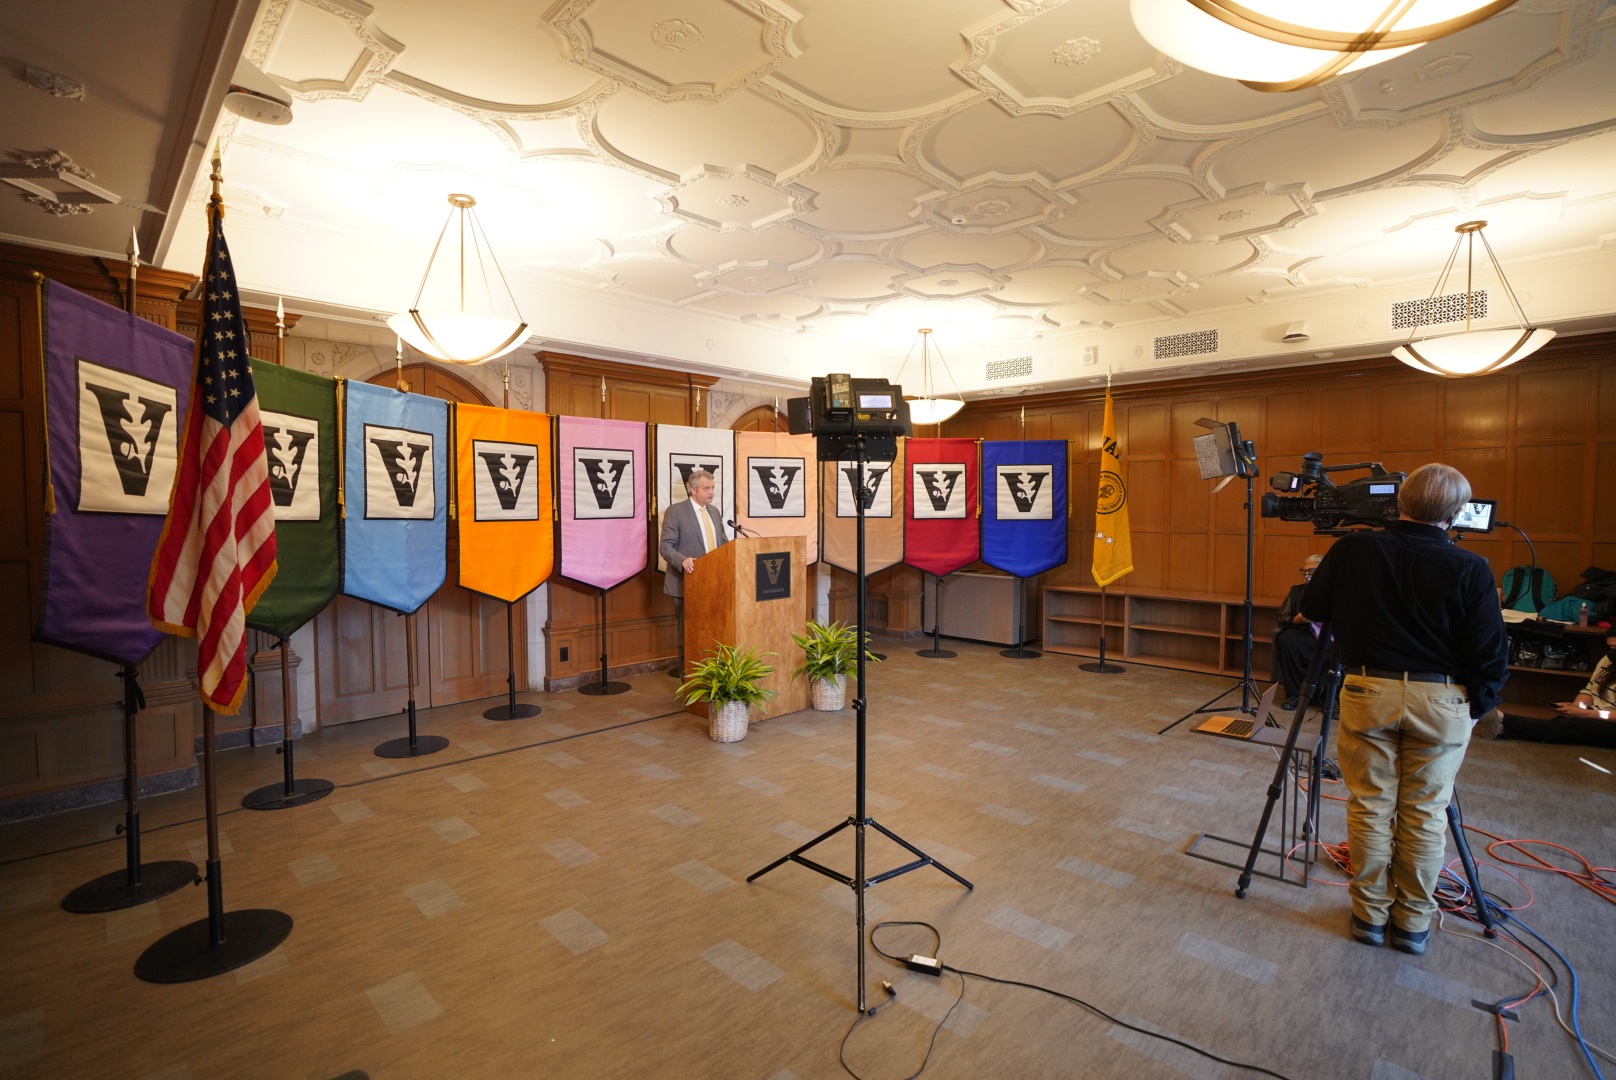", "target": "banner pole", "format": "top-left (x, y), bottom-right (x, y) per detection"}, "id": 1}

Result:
top-left (375, 612), bottom-right (448, 757)
top-left (916, 572), bottom-right (956, 659)
top-left (1080, 584), bottom-right (1125, 673)
top-left (61, 666), bottom-right (196, 912)
top-left (242, 638), bottom-right (334, 809)
top-left (125, 226), bottom-right (138, 315)
top-left (579, 587), bottom-right (629, 696)
top-left (484, 600), bottom-right (541, 719)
